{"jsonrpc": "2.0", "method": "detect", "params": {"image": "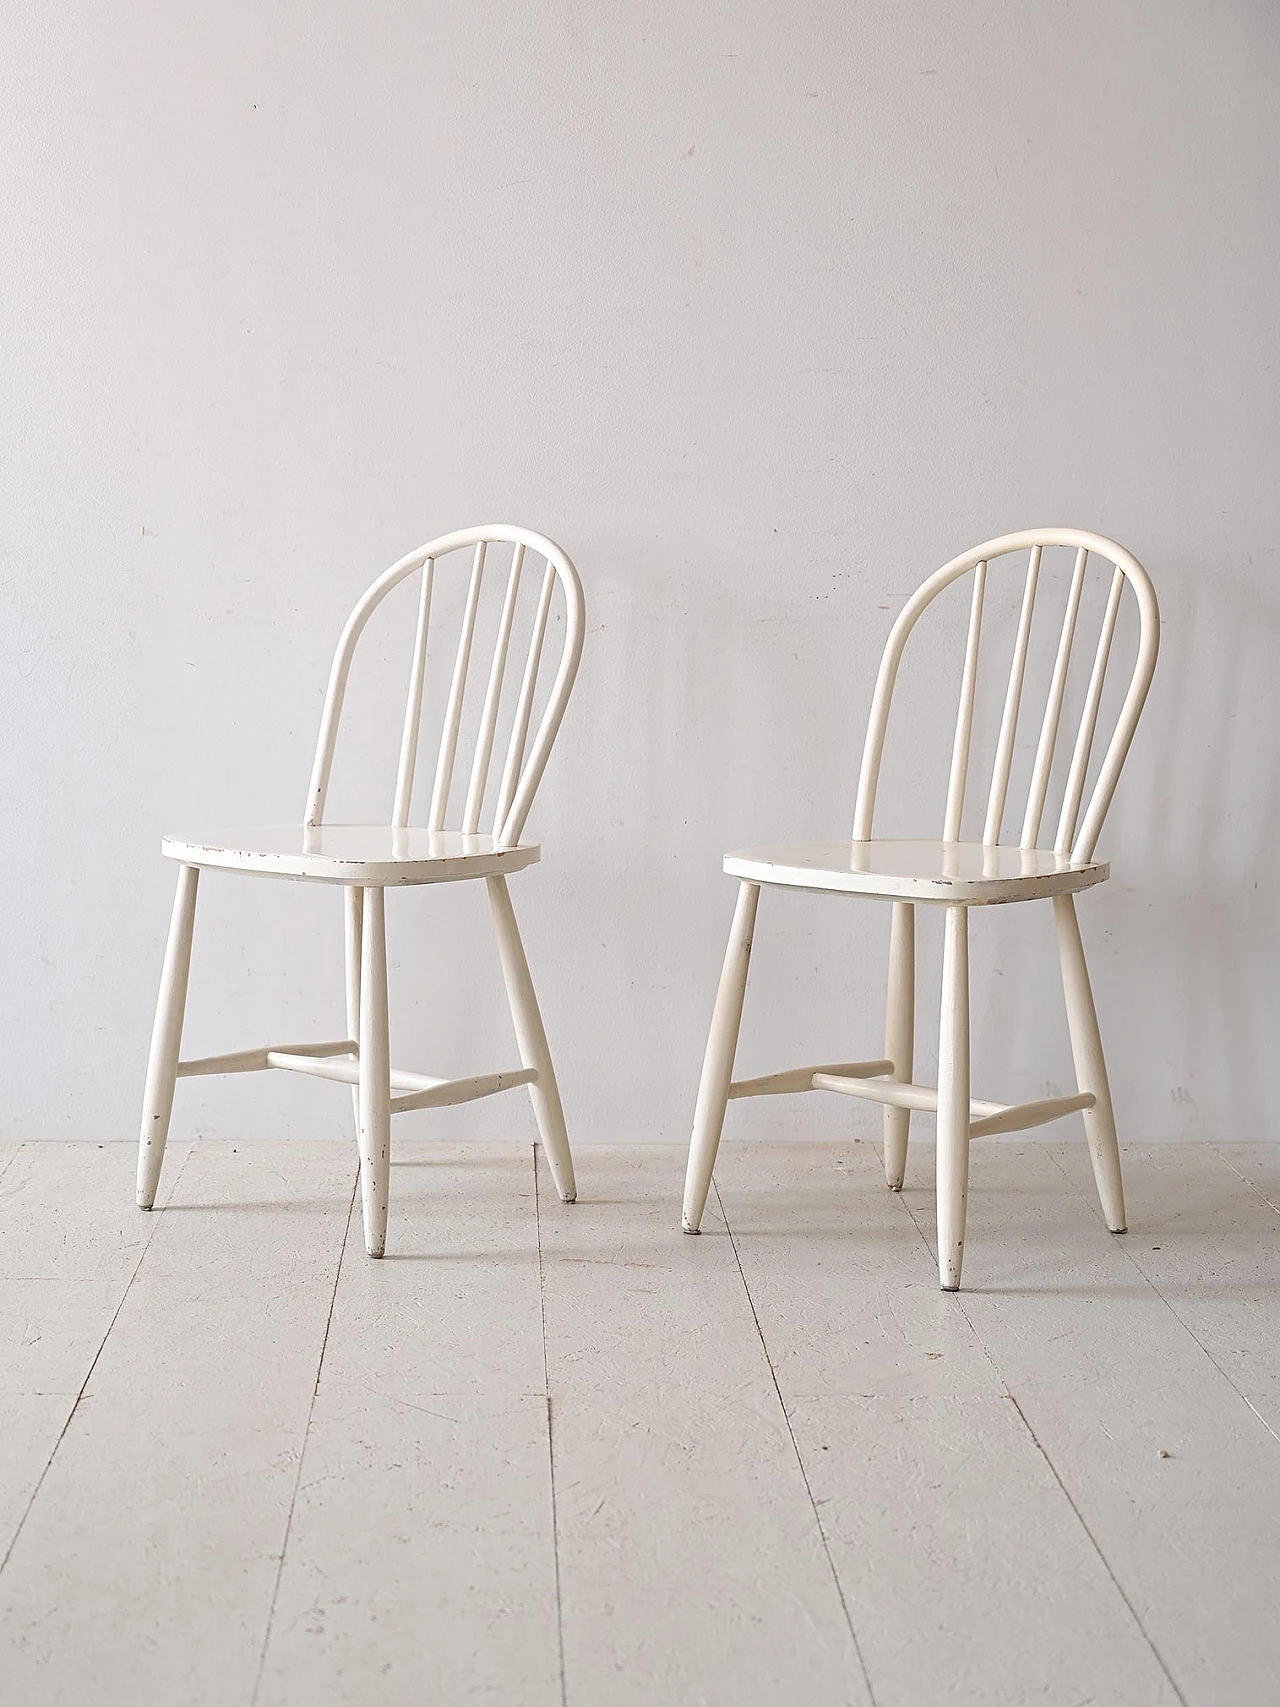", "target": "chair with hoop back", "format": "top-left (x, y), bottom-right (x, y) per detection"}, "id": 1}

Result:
top-left (681, 528), bottom-right (1159, 1291)
top-left (138, 524), bottom-right (584, 1257)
